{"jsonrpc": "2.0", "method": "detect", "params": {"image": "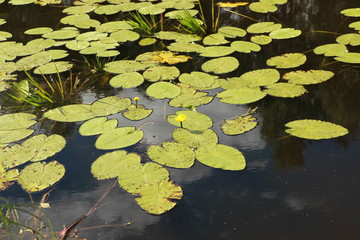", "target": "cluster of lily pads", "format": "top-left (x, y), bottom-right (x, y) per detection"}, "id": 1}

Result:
top-left (0, 0), bottom-right (357, 215)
